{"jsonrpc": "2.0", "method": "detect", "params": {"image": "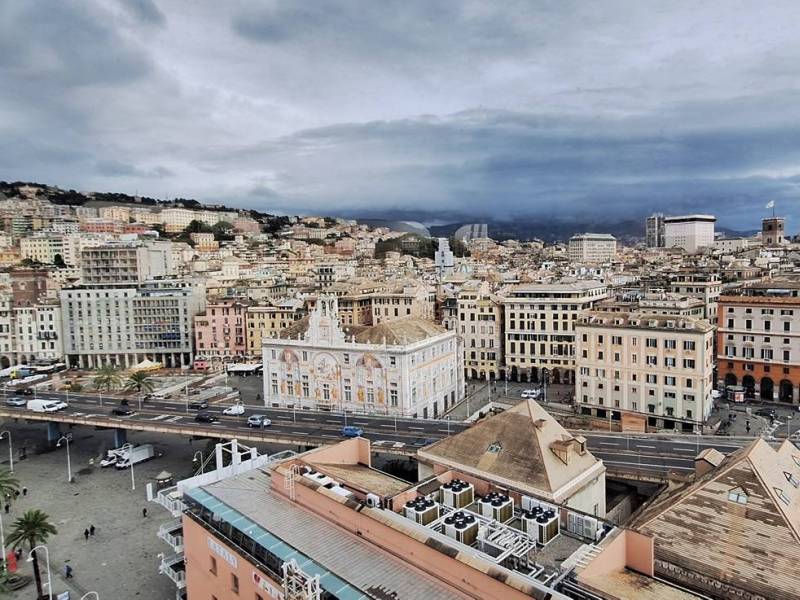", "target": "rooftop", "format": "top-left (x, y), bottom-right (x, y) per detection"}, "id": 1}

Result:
top-left (419, 400), bottom-right (603, 497)
top-left (190, 468), bottom-right (461, 600)
top-left (277, 315), bottom-right (448, 345)
top-left (629, 438), bottom-right (800, 600)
